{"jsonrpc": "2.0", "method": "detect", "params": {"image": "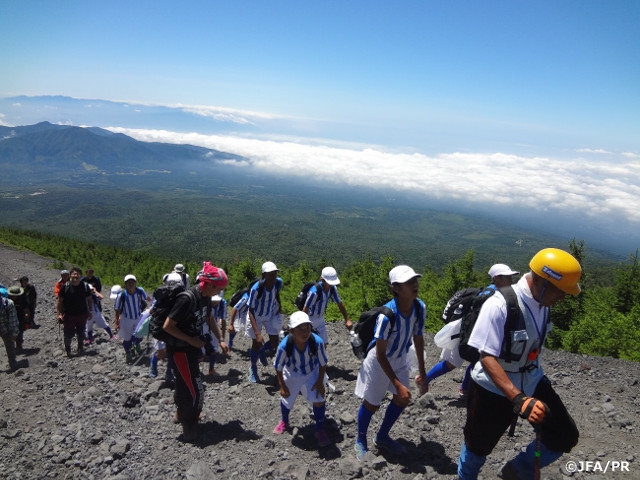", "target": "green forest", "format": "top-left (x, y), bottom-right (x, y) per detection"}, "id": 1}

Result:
top-left (1, 227), bottom-right (638, 362)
